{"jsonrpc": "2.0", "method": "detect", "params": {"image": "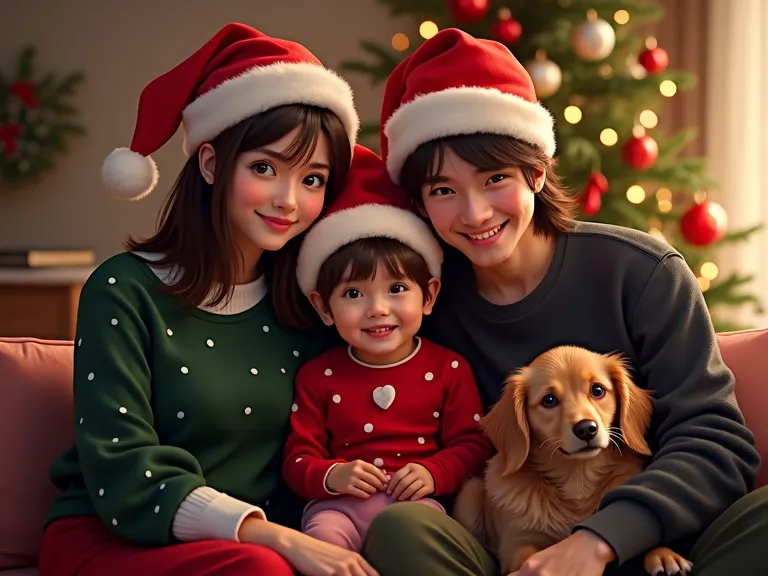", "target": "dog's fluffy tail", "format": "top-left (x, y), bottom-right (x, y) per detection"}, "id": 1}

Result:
top-left (452, 477), bottom-right (489, 546)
